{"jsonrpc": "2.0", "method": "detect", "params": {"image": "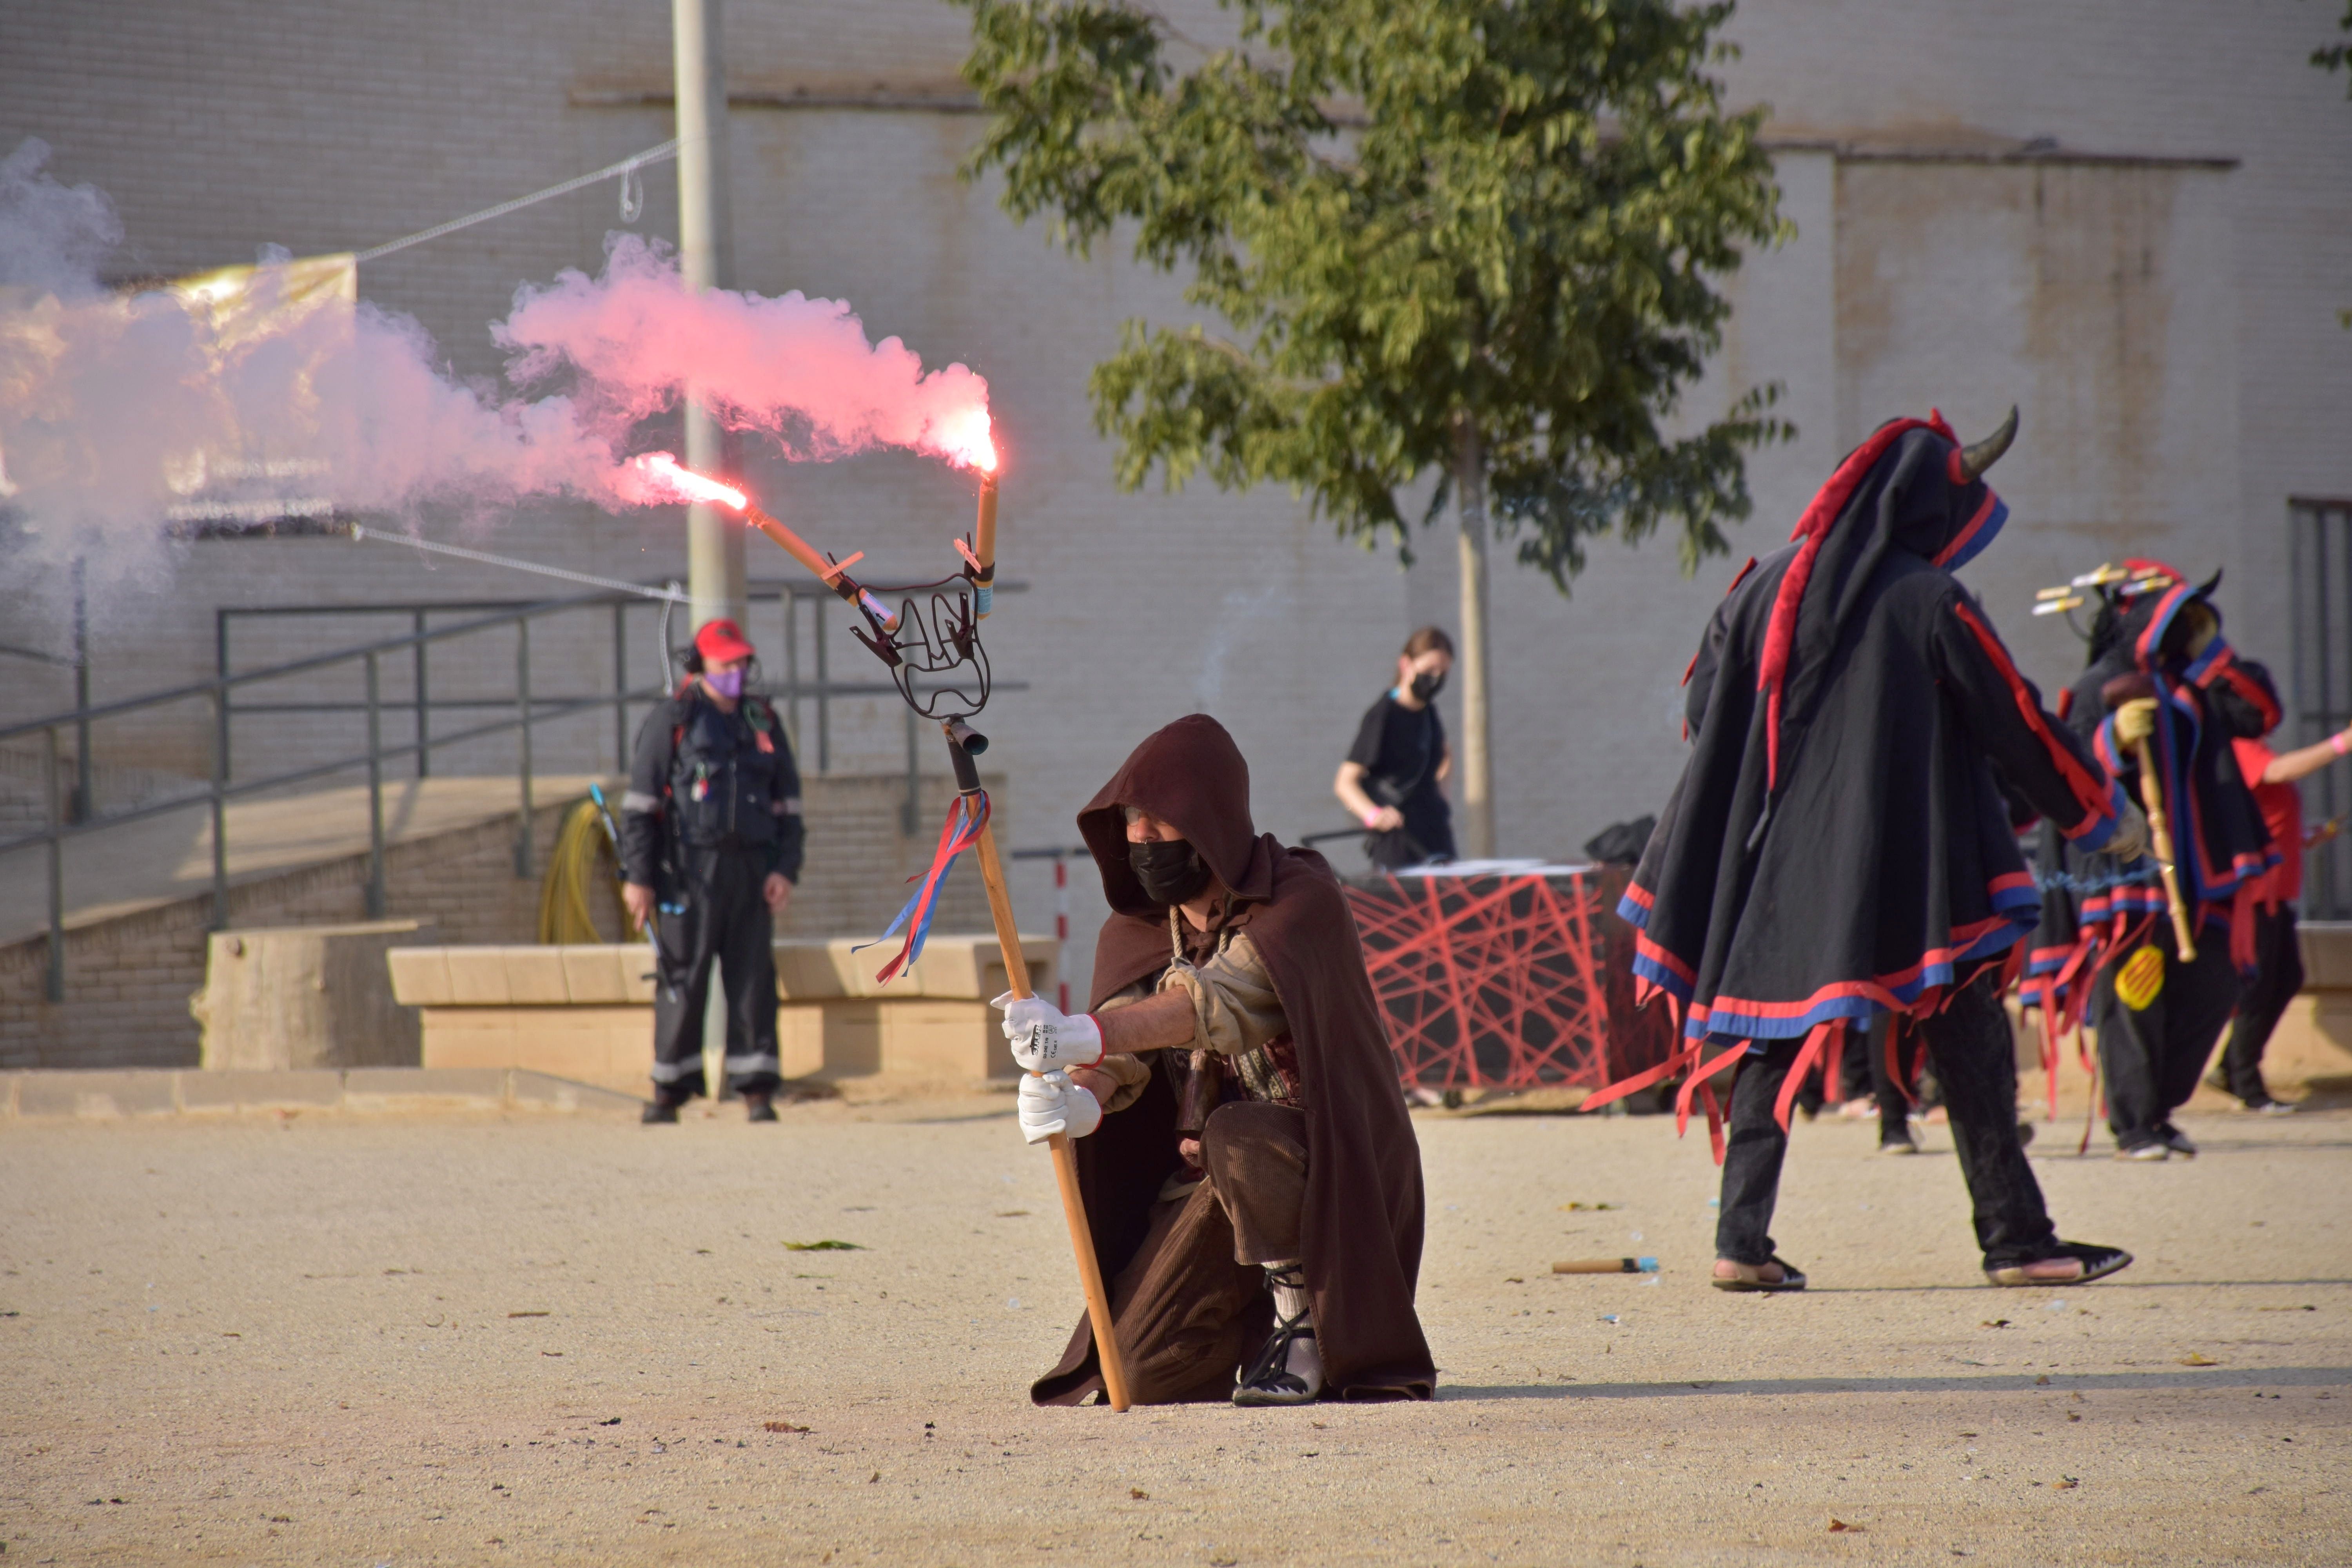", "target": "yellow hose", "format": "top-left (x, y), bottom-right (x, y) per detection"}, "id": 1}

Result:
top-left (537, 798), bottom-right (628, 944)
